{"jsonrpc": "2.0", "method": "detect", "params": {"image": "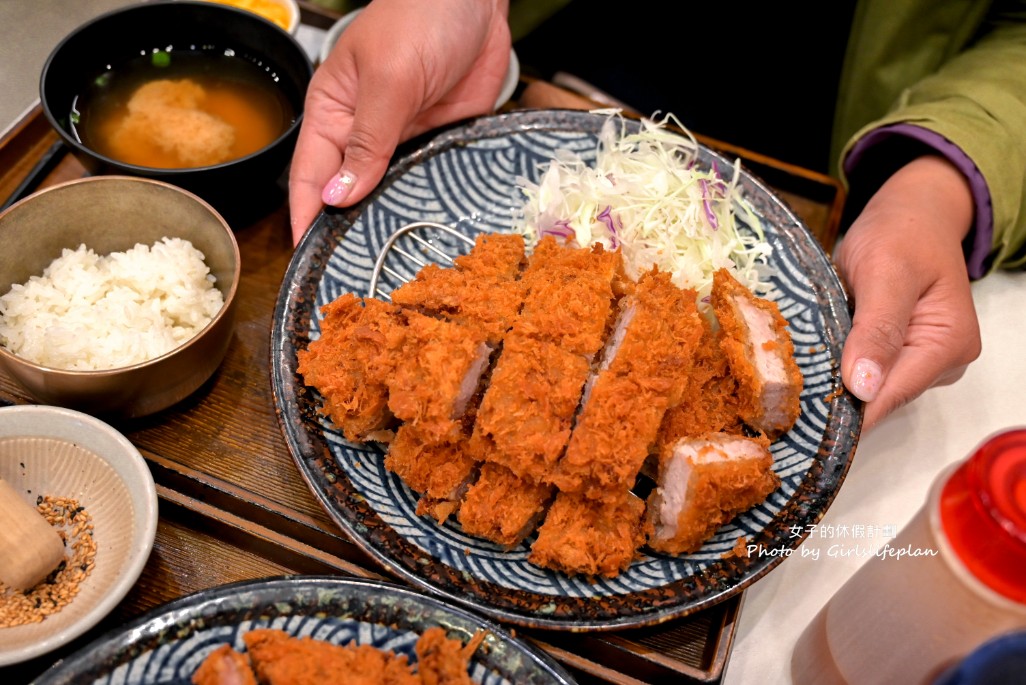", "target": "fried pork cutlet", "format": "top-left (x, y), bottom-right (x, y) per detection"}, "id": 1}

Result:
top-left (386, 311), bottom-right (493, 443)
top-left (457, 462), bottom-right (556, 548)
top-left (522, 235), bottom-right (629, 297)
top-left (646, 432), bottom-right (780, 555)
top-left (470, 333), bottom-right (591, 484)
top-left (415, 626), bottom-right (484, 685)
top-left (384, 235), bottom-right (527, 518)
top-left (450, 232), bottom-right (527, 279)
top-left (386, 423), bottom-right (479, 523)
top-left (529, 490), bottom-right (649, 578)
top-left (192, 628), bottom-right (483, 685)
top-left (514, 237), bottom-right (628, 360)
top-left (513, 267), bottom-right (617, 360)
top-left (192, 643), bottom-right (258, 685)
top-left (297, 294), bottom-right (404, 442)
top-left (241, 628), bottom-right (420, 685)
top-left (469, 238), bottom-right (627, 483)
top-left (551, 269), bottom-right (704, 500)
top-left (389, 233), bottom-right (526, 345)
top-left (712, 268), bottom-right (803, 438)
top-left (655, 314), bottom-right (746, 451)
